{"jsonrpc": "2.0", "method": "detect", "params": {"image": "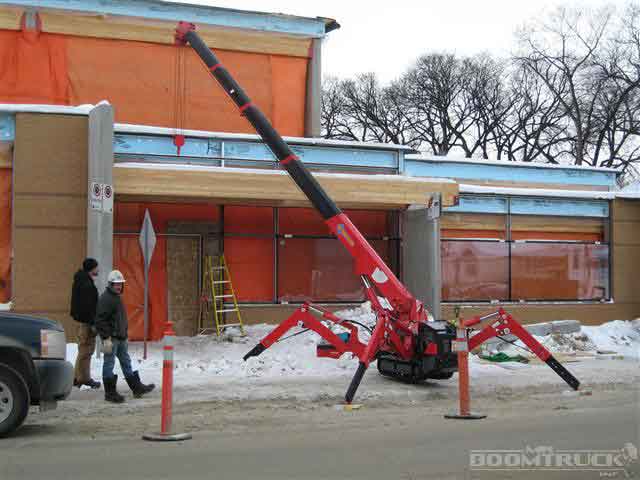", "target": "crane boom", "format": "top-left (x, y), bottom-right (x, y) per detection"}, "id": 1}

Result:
top-left (175, 22), bottom-right (418, 317)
